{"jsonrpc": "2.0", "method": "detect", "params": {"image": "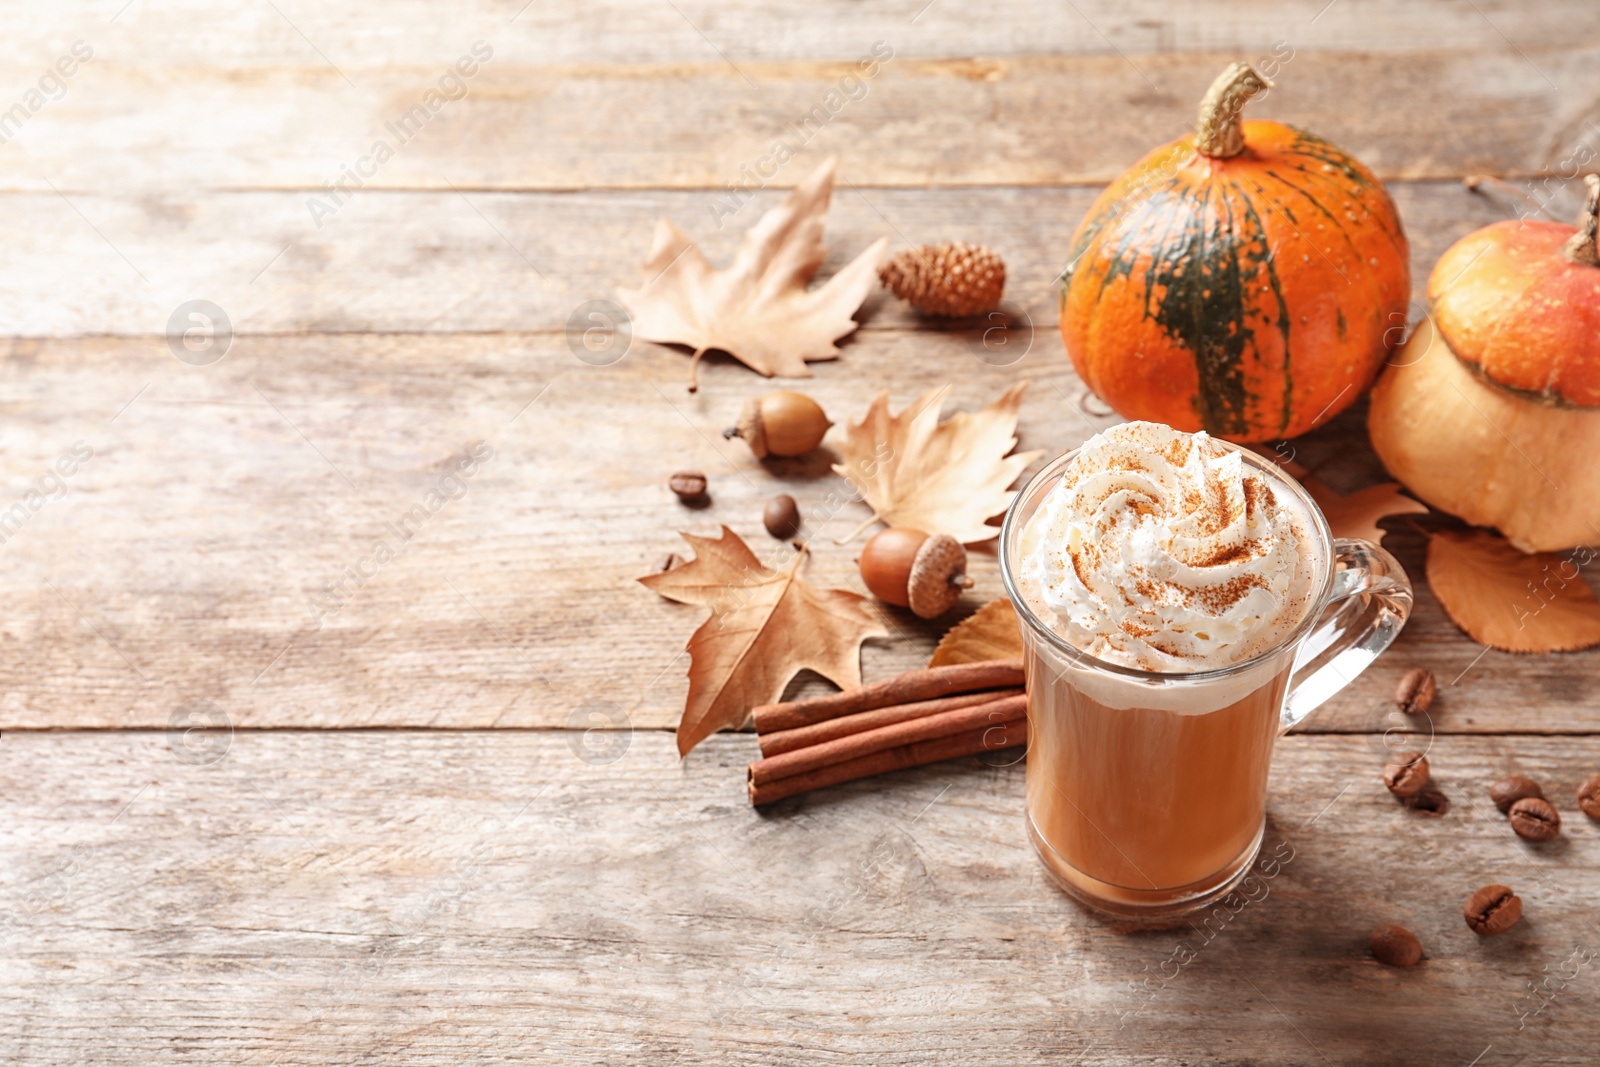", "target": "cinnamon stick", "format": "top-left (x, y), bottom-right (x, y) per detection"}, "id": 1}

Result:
top-left (748, 717), bottom-right (1028, 806)
top-left (751, 659), bottom-right (1024, 733)
top-left (759, 687), bottom-right (1023, 757)
top-left (749, 693), bottom-right (1028, 788)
